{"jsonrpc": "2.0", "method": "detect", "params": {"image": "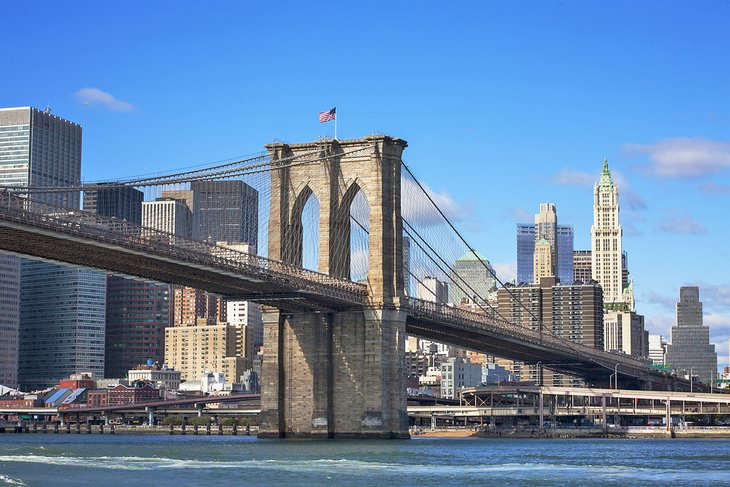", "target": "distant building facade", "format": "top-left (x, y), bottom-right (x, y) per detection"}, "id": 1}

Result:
top-left (440, 357), bottom-right (482, 399)
top-left (516, 211), bottom-right (574, 285)
top-left (164, 321), bottom-right (249, 383)
top-left (498, 277), bottom-right (604, 385)
top-left (0, 253), bottom-right (20, 387)
top-left (666, 287), bottom-right (717, 384)
top-left (572, 250), bottom-right (592, 283)
top-left (449, 251), bottom-right (496, 306)
top-left (190, 180), bottom-right (258, 246)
